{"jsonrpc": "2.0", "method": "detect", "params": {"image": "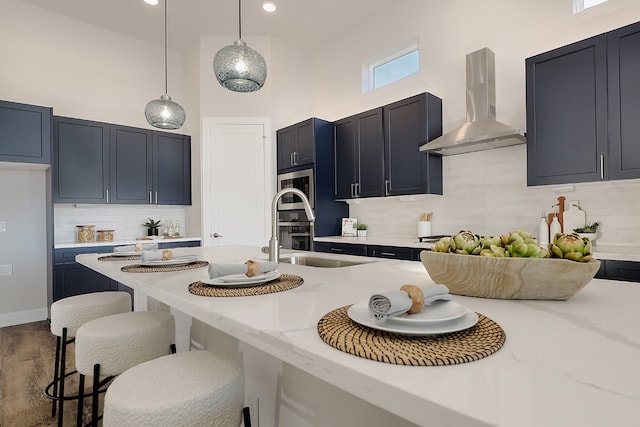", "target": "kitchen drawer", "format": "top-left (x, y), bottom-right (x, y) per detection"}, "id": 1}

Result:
top-left (367, 245), bottom-right (413, 260)
top-left (314, 241), bottom-right (367, 256)
top-left (54, 246), bottom-right (115, 264)
top-left (598, 260), bottom-right (640, 282)
top-left (159, 240), bottom-right (201, 249)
